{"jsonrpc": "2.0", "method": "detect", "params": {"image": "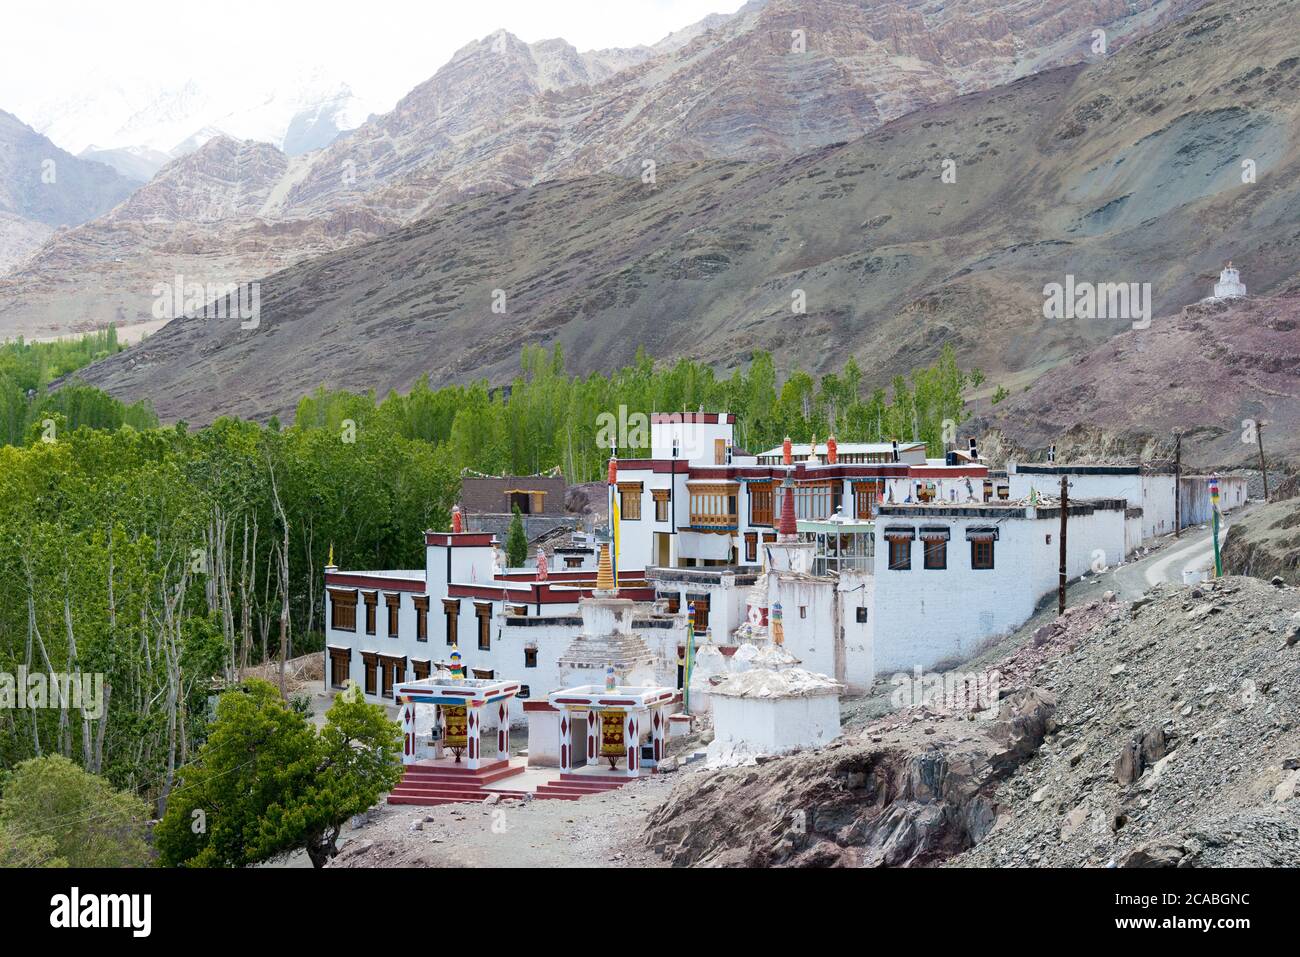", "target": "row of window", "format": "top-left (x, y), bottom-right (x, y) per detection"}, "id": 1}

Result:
top-left (620, 479), bottom-right (884, 529)
top-left (886, 538), bottom-right (995, 571)
top-left (329, 591), bottom-right (493, 650)
top-left (327, 648), bottom-right (539, 697)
